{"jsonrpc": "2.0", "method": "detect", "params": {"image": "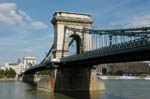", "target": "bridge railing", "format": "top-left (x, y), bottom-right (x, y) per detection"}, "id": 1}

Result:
top-left (66, 26), bottom-right (150, 55)
top-left (62, 36), bottom-right (150, 62)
